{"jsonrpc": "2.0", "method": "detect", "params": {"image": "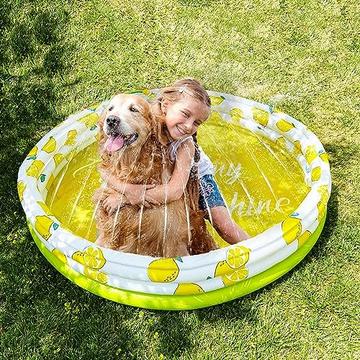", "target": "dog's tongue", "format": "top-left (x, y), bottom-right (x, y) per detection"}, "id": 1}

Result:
top-left (105, 135), bottom-right (125, 152)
